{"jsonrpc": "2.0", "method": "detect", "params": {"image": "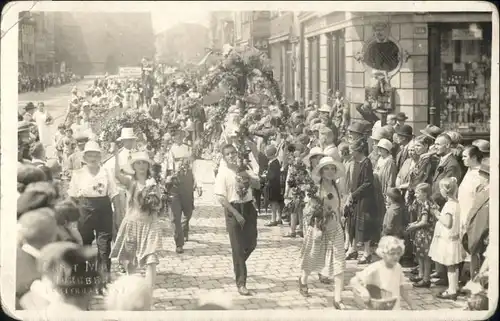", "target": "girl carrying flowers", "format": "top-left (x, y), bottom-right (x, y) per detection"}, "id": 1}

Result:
top-left (110, 145), bottom-right (164, 296)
